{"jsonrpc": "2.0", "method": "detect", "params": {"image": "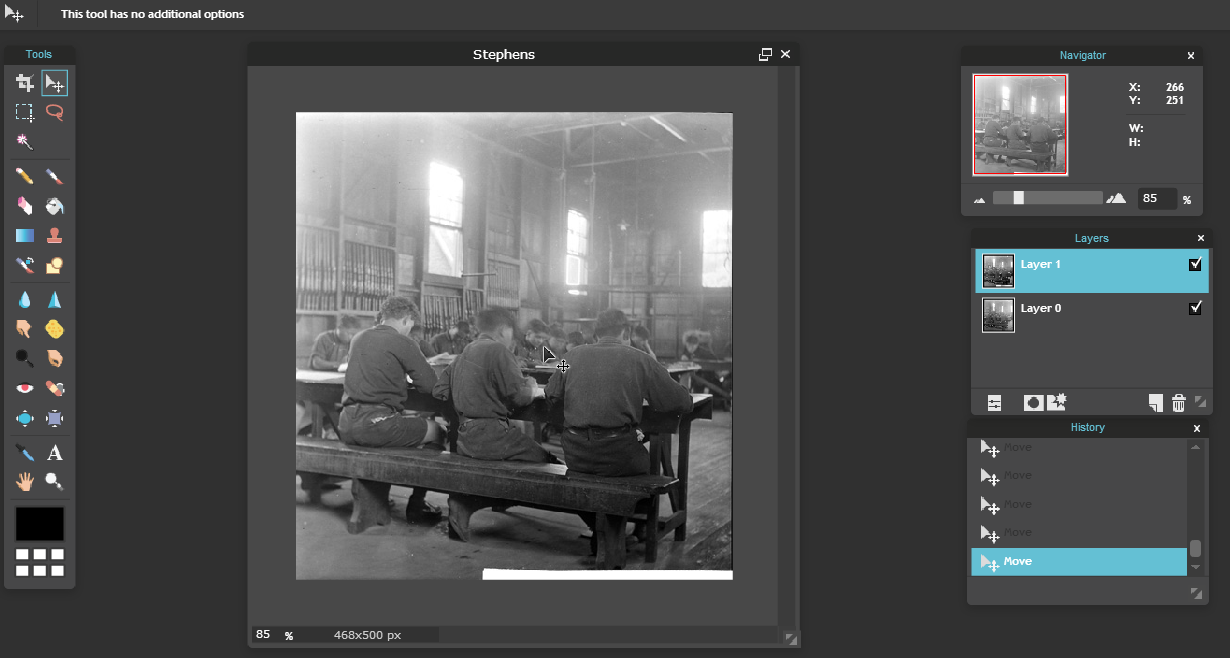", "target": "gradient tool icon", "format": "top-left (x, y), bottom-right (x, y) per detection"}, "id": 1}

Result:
top-left (16, 228), bottom-right (33, 242)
